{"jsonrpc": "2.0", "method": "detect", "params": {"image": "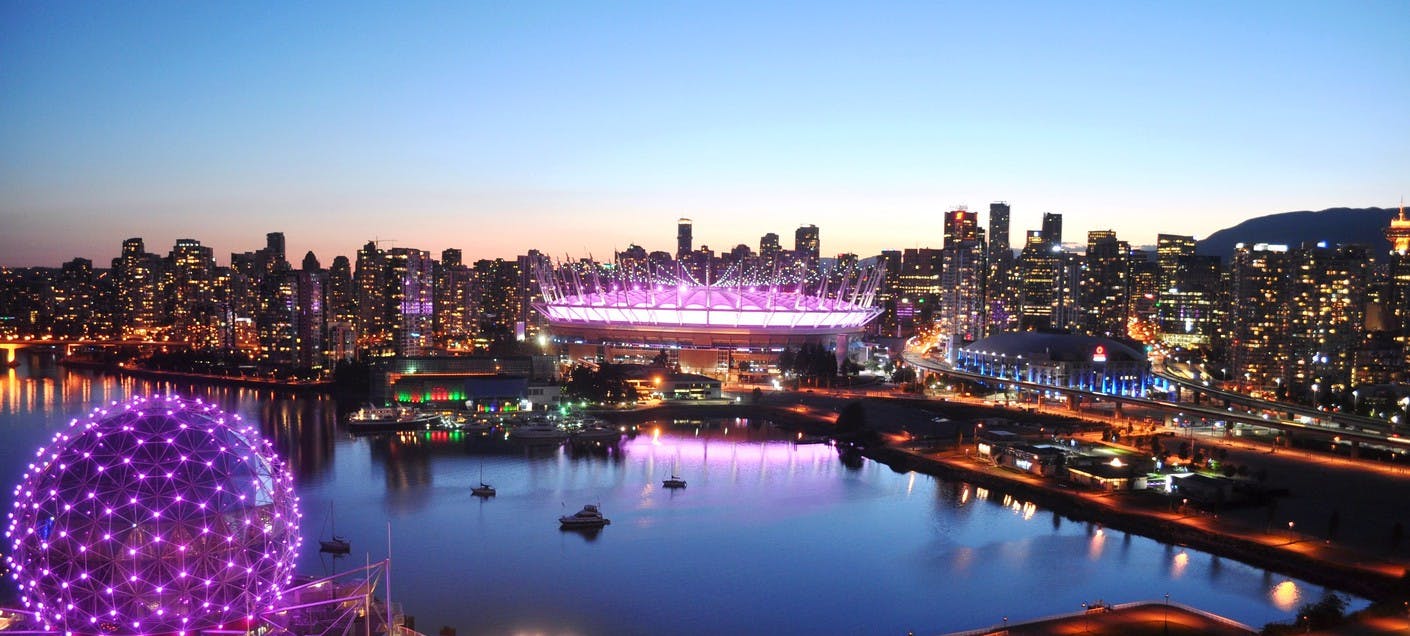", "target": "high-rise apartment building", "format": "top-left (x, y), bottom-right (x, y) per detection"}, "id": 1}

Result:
top-left (386, 248), bottom-right (434, 357)
top-left (435, 248), bottom-right (476, 350)
top-left (1286, 243), bottom-right (1367, 391)
top-left (940, 237), bottom-right (986, 352)
top-left (113, 238), bottom-right (163, 338)
top-left (355, 241), bottom-right (389, 353)
top-left (1228, 244), bottom-right (1293, 390)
